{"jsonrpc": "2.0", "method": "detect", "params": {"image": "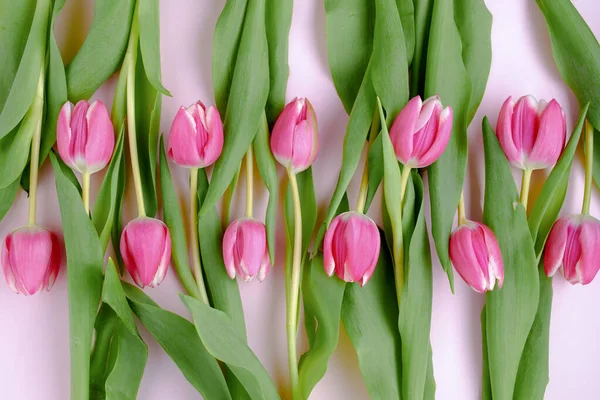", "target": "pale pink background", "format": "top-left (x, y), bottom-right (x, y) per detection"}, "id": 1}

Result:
top-left (1, 0), bottom-right (600, 398)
